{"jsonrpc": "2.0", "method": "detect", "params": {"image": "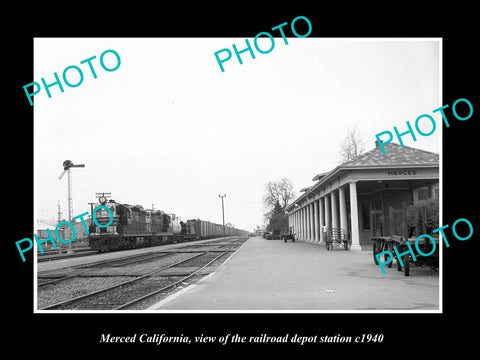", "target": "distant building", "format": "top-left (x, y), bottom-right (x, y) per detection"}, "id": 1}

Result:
top-left (36, 222), bottom-right (59, 249)
top-left (255, 228), bottom-right (266, 237)
top-left (36, 218), bottom-right (92, 249)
